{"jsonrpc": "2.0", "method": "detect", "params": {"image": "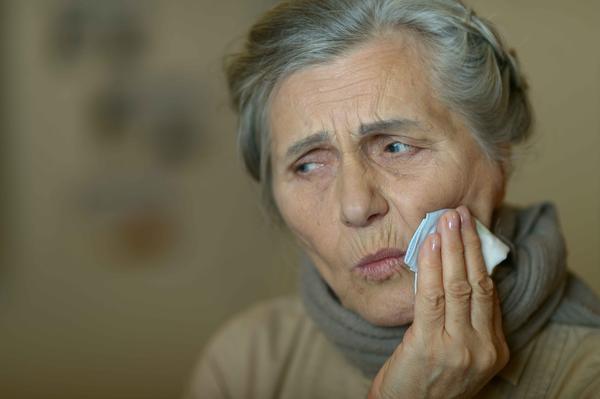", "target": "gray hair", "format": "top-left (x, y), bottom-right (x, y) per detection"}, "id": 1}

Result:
top-left (225, 0), bottom-right (533, 224)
